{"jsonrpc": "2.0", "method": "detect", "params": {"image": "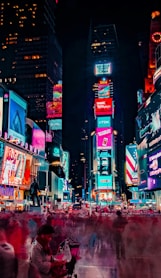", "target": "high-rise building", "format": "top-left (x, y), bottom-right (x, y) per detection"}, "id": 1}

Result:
top-left (84, 23), bottom-right (124, 202)
top-left (0, 1), bottom-right (62, 129)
